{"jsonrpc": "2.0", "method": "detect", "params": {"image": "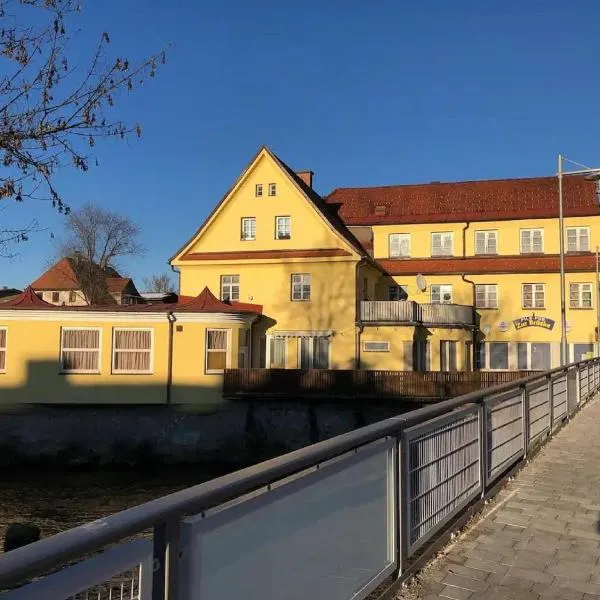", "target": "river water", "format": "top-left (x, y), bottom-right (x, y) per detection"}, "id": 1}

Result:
top-left (0, 465), bottom-right (228, 547)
